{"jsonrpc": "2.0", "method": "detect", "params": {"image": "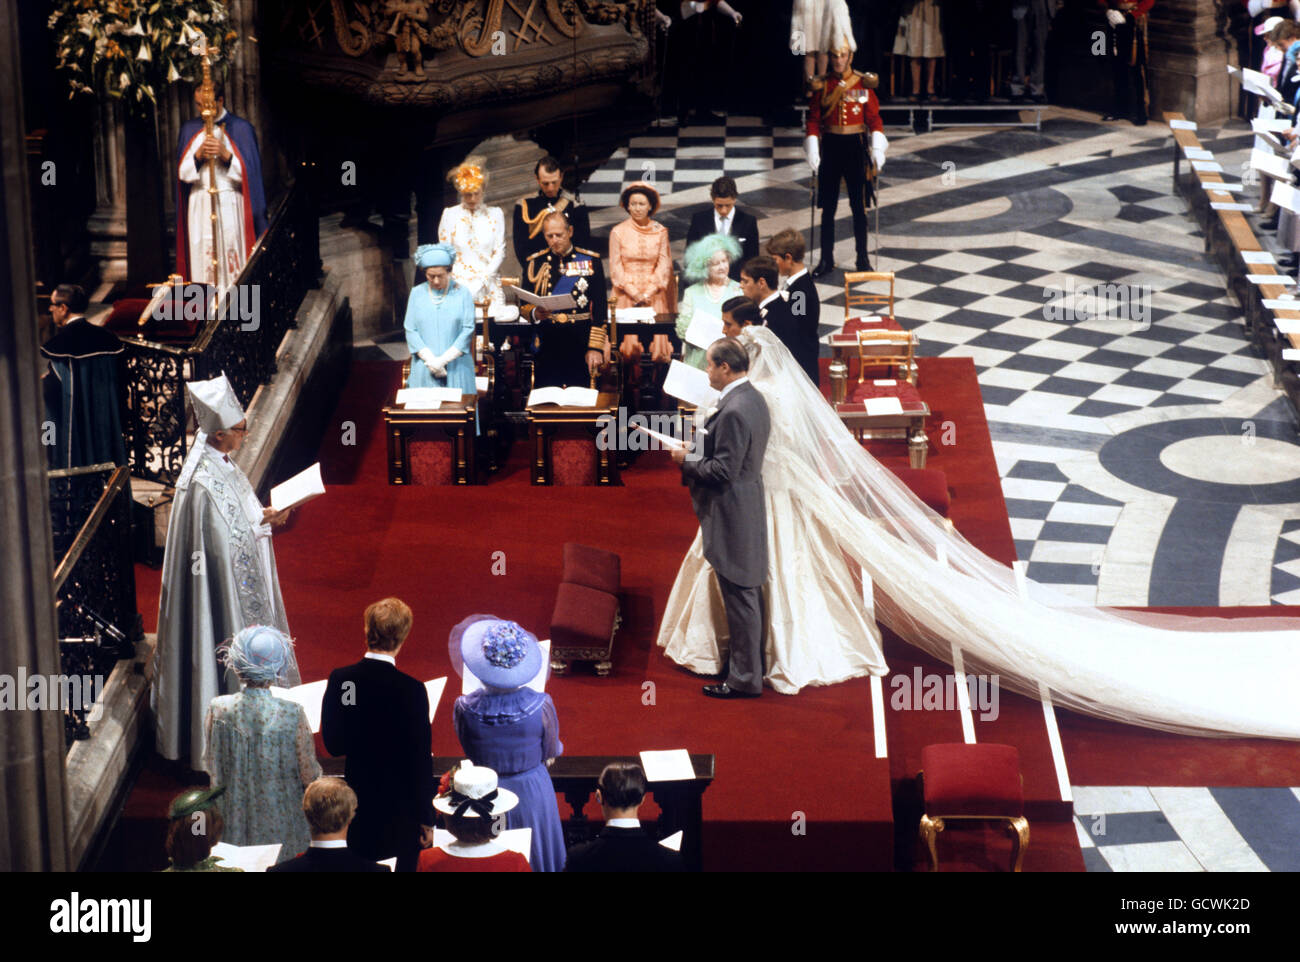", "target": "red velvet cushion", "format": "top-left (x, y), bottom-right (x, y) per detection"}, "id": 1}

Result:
top-left (843, 315), bottom-right (902, 333)
top-left (551, 437), bottom-right (597, 486)
top-left (105, 295), bottom-right (203, 339)
top-left (562, 542), bottom-right (621, 595)
top-left (922, 743), bottom-right (1023, 816)
top-left (550, 581), bottom-right (618, 650)
top-left (409, 428), bottom-right (453, 485)
top-left (888, 466), bottom-right (950, 516)
top-left (843, 381), bottom-right (925, 410)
